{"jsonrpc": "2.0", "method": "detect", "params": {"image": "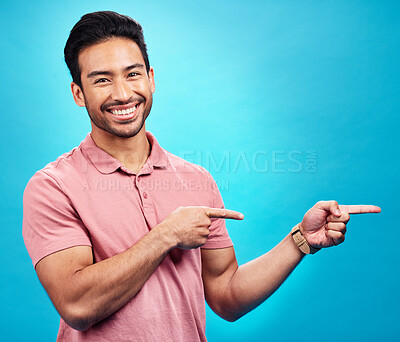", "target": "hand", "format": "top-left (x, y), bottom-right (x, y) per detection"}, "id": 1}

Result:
top-left (300, 201), bottom-right (381, 248)
top-left (160, 206), bottom-right (244, 249)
